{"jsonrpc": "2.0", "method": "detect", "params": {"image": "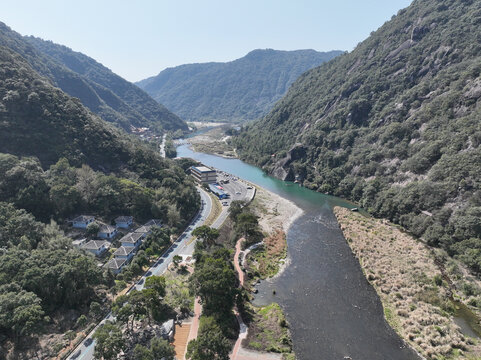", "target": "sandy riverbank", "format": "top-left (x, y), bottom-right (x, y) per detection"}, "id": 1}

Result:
top-left (334, 206), bottom-right (479, 360)
top-left (251, 185), bottom-right (303, 235)
top-left (187, 125), bottom-right (237, 158)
